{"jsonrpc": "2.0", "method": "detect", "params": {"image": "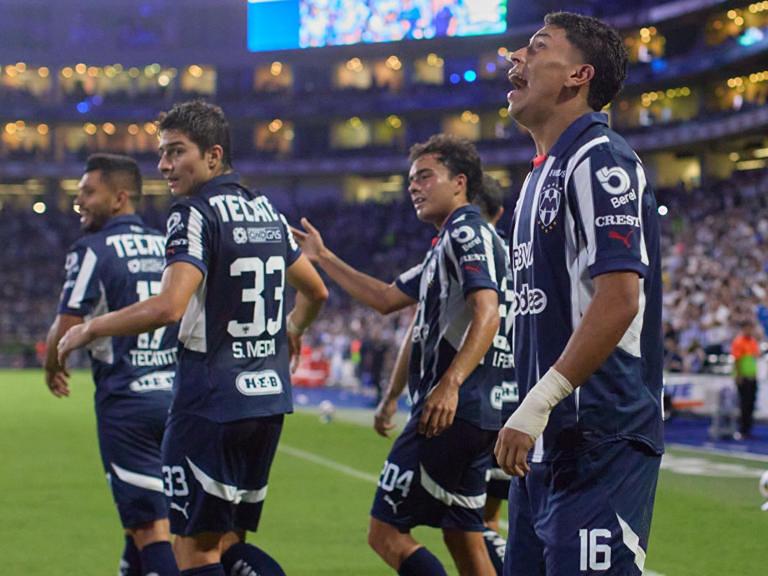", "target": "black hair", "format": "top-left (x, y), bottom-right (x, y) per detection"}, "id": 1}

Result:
top-left (544, 11), bottom-right (628, 110)
top-left (408, 134), bottom-right (483, 201)
top-left (158, 100), bottom-right (233, 168)
top-left (84, 153), bottom-right (142, 198)
top-left (475, 174), bottom-right (505, 221)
